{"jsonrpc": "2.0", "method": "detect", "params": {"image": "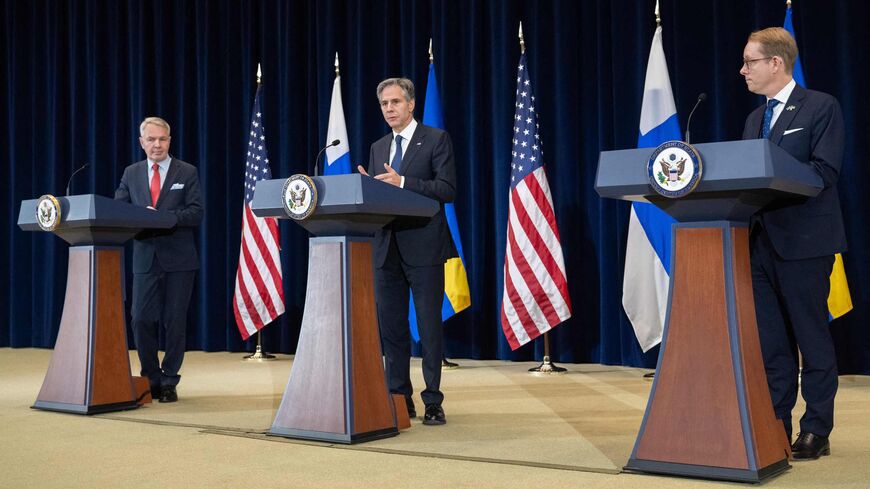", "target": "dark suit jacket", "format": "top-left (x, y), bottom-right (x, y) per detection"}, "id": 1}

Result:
top-left (742, 84), bottom-right (847, 260)
top-left (368, 123), bottom-right (457, 268)
top-left (115, 158), bottom-right (204, 273)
